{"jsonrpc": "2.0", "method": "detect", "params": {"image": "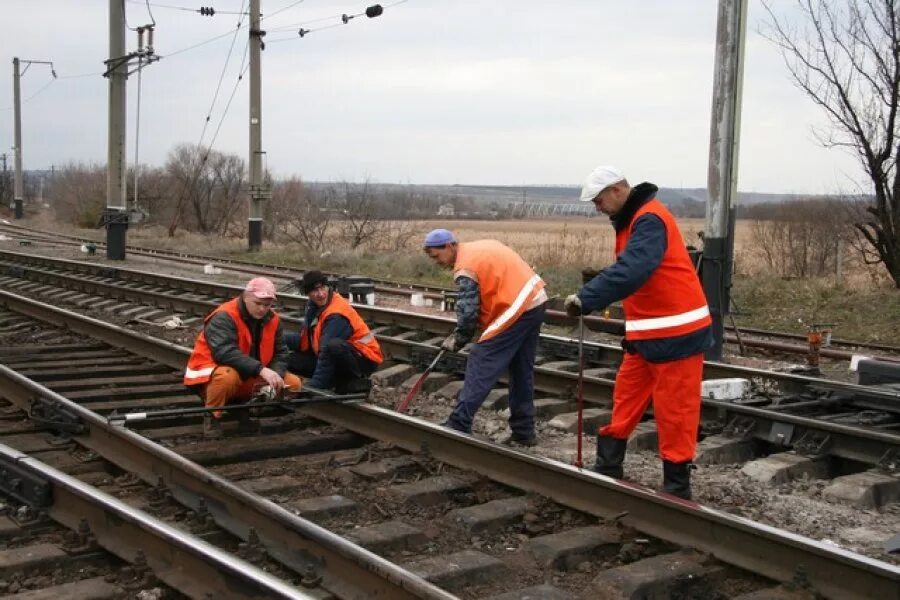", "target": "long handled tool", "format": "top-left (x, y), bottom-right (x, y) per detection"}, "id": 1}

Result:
top-left (108, 391), bottom-right (367, 425)
top-left (395, 350), bottom-right (445, 413)
top-left (574, 312), bottom-right (585, 468)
